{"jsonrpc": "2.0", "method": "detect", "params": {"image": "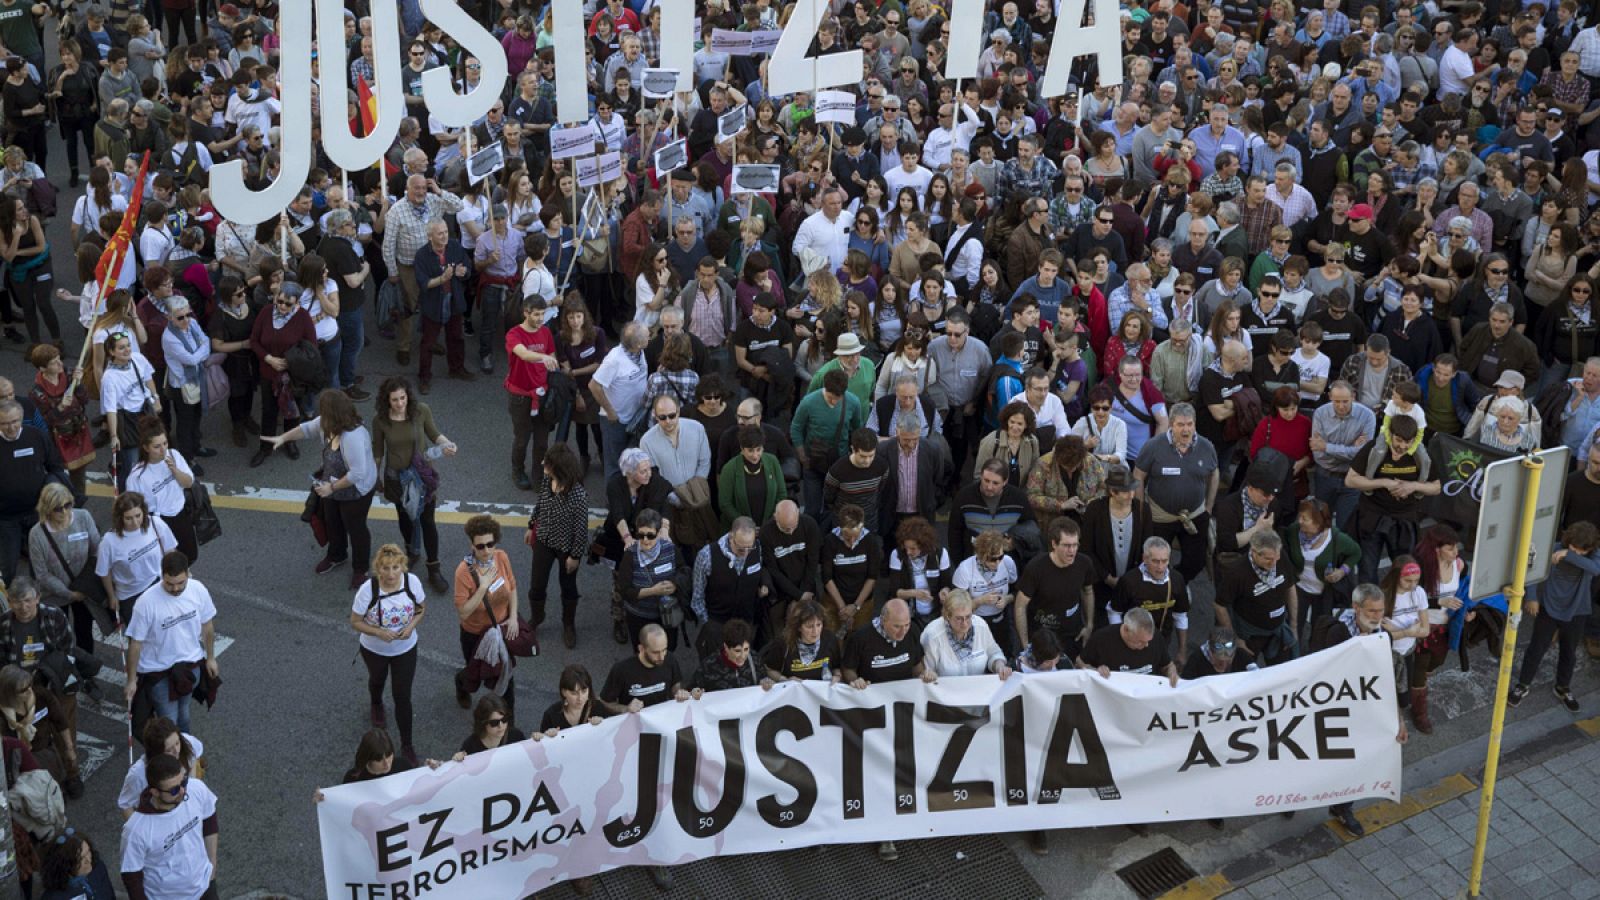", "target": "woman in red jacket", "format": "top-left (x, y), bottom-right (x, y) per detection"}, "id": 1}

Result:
top-left (1249, 385), bottom-right (1313, 491)
top-left (248, 282), bottom-right (316, 468)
